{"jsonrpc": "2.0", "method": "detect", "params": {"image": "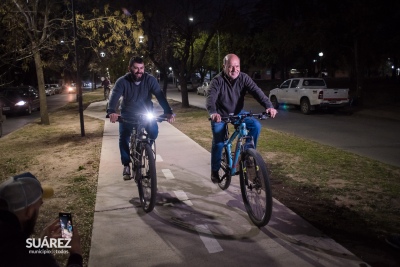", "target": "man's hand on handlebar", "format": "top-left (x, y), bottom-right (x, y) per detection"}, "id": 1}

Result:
top-left (166, 113), bottom-right (175, 123)
top-left (109, 113), bottom-right (120, 123)
top-left (210, 113), bottom-right (221, 122)
top-left (266, 108), bottom-right (278, 118)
